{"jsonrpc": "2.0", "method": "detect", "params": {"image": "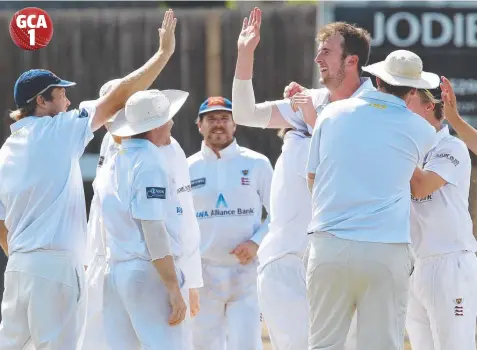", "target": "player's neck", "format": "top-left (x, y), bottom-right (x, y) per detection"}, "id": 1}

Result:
top-left (205, 139), bottom-right (234, 159)
top-left (328, 74), bottom-right (361, 103)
